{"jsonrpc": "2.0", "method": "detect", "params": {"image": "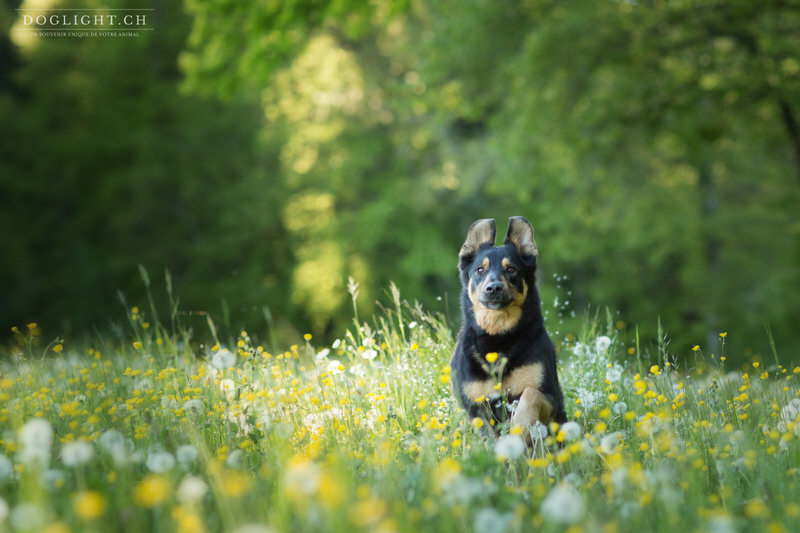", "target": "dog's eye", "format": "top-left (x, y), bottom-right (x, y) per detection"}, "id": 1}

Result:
top-left (506, 266), bottom-right (516, 274)
top-left (476, 266), bottom-right (486, 274)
